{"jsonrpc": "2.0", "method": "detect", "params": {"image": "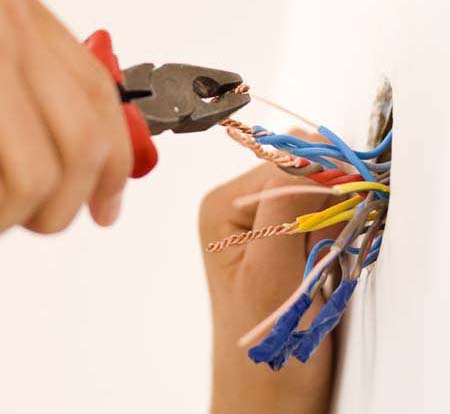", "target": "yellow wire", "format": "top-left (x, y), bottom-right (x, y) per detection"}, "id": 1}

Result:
top-left (297, 209), bottom-right (379, 232)
top-left (333, 182), bottom-right (390, 195)
top-left (307, 209), bottom-right (356, 231)
top-left (296, 195), bottom-right (363, 232)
